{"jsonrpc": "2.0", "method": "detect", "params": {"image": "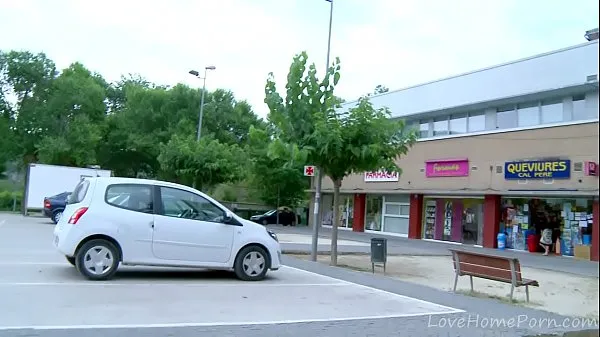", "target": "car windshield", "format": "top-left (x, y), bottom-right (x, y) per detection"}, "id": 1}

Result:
top-left (264, 210), bottom-right (276, 216)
